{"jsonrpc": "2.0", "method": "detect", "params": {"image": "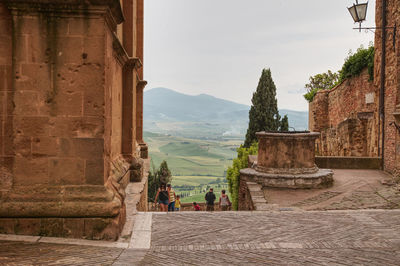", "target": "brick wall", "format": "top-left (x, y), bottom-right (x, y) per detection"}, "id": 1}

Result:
top-left (309, 68), bottom-right (379, 157)
top-left (310, 1), bottom-right (400, 175)
top-left (375, 0), bottom-right (400, 175)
